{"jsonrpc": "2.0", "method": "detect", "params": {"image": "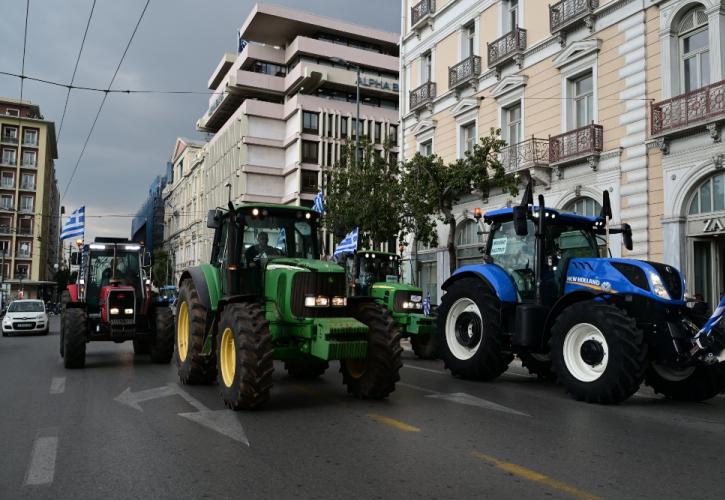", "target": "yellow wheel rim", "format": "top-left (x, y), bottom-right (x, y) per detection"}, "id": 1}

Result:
top-left (177, 301), bottom-right (190, 362)
top-left (220, 328), bottom-right (236, 388)
top-left (346, 360), bottom-right (366, 379)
